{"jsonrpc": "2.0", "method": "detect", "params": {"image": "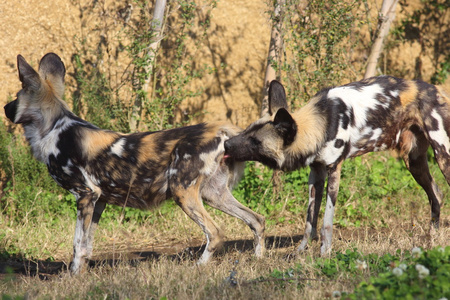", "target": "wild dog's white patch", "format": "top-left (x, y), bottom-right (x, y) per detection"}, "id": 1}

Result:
top-left (71, 208), bottom-right (87, 274)
top-left (62, 159), bottom-right (73, 175)
top-left (168, 168), bottom-right (178, 177)
top-left (34, 118), bottom-right (78, 163)
top-left (389, 89), bottom-right (399, 98)
top-left (319, 118), bottom-right (350, 165)
top-left (199, 136), bottom-right (226, 176)
top-left (79, 167), bottom-right (101, 196)
top-left (428, 109), bottom-right (450, 154)
top-left (395, 131), bottom-right (402, 144)
top-left (158, 181), bottom-right (168, 194)
top-left (187, 178), bottom-right (198, 188)
top-left (183, 153), bottom-right (192, 160)
top-left (305, 155), bottom-right (317, 166)
top-left (197, 230), bottom-right (211, 265)
top-left (328, 84), bottom-right (386, 128)
top-left (110, 138), bottom-right (126, 157)
top-left (371, 128), bottom-right (383, 141)
top-left (325, 84), bottom-right (393, 159)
